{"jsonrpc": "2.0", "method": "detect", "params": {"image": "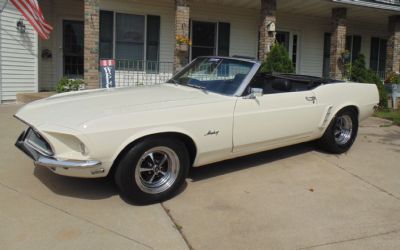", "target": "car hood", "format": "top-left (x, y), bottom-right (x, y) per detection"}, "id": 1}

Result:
top-left (15, 84), bottom-right (228, 129)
